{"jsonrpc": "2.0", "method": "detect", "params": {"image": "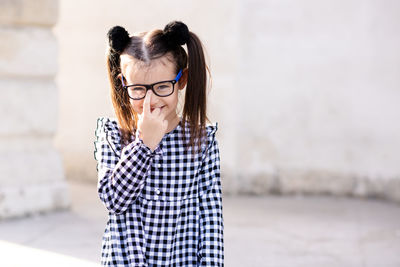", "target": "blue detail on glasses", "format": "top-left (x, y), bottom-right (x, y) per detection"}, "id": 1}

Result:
top-left (175, 69), bottom-right (182, 81)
